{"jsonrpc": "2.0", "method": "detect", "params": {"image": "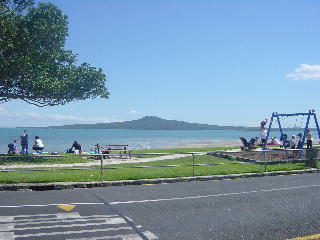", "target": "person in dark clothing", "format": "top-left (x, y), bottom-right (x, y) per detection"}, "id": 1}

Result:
top-left (8, 140), bottom-right (18, 154)
top-left (71, 141), bottom-right (81, 153)
top-left (20, 130), bottom-right (28, 155)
